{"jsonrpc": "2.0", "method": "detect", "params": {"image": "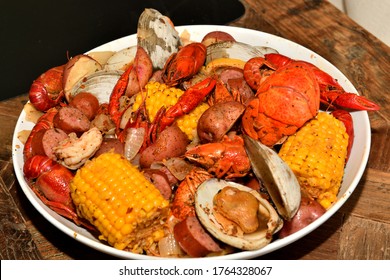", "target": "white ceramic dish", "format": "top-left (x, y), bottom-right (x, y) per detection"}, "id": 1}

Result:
top-left (12, 25), bottom-right (371, 259)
